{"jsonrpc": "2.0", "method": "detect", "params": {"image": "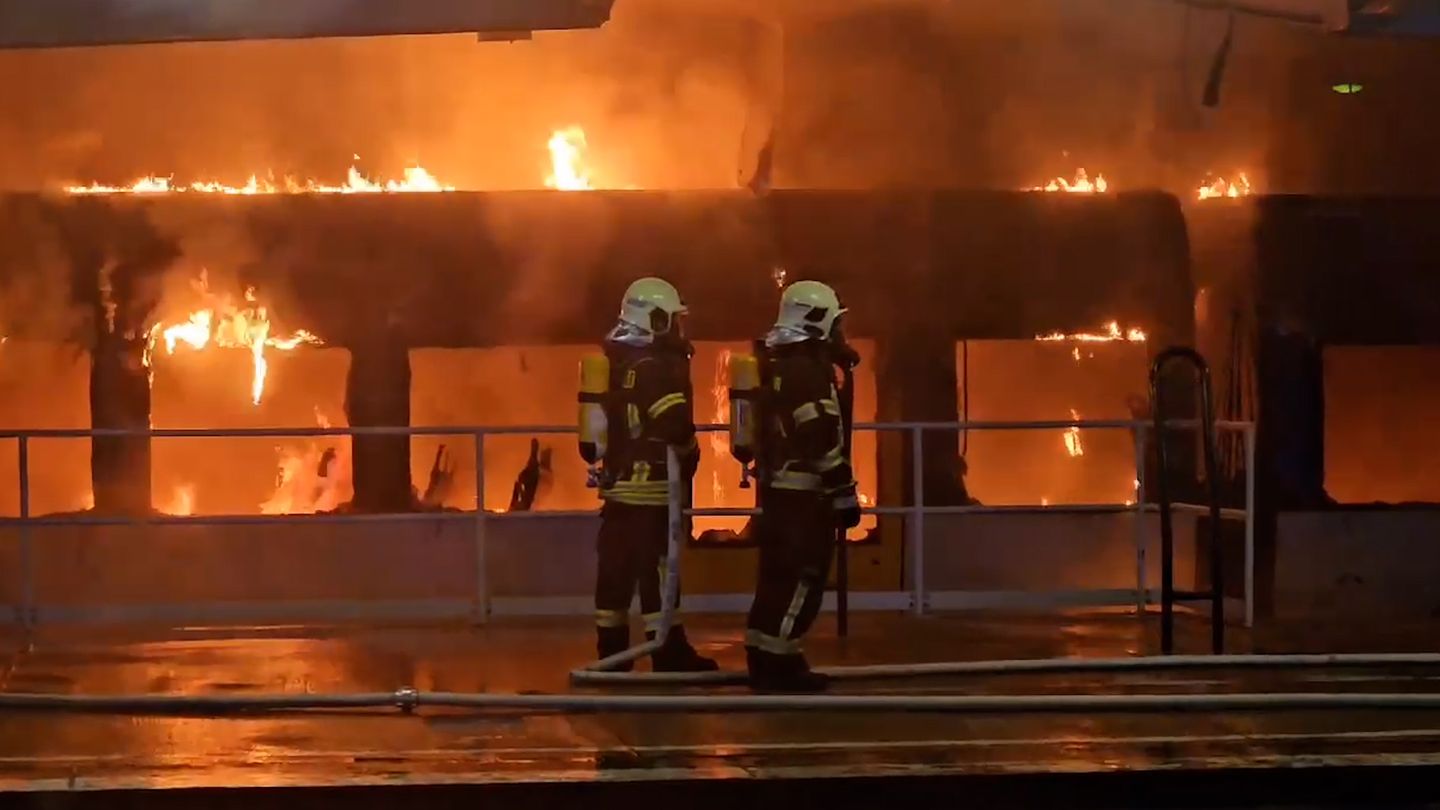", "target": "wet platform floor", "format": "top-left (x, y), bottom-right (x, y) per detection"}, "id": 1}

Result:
top-left (2, 611), bottom-right (1440, 807)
